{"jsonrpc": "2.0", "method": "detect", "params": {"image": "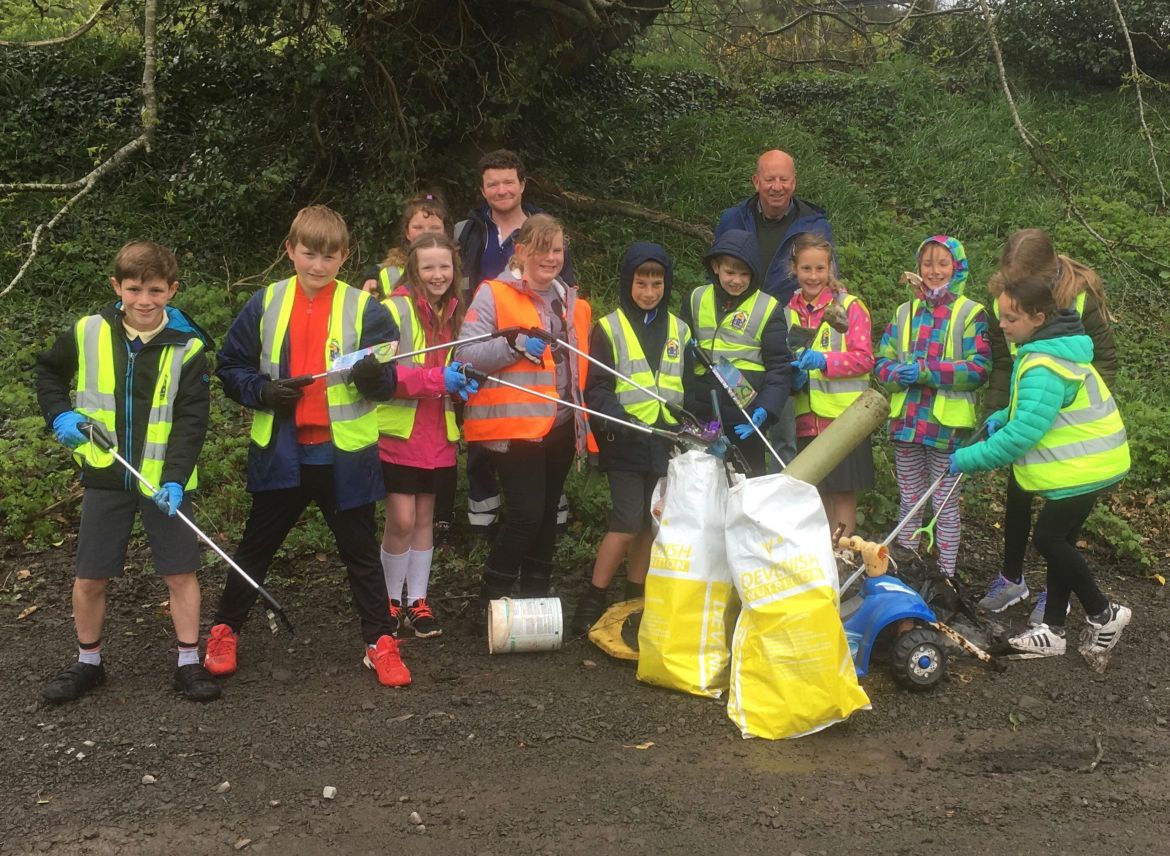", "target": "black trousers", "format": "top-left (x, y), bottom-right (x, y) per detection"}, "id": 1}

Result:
top-left (214, 465), bottom-right (394, 644)
top-left (484, 420), bottom-right (576, 588)
top-left (466, 442), bottom-right (501, 529)
top-left (1031, 488), bottom-right (1110, 626)
top-left (1002, 470), bottom-right (1033, 583)
top-left (433, 463), bottom-right (457, 527)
